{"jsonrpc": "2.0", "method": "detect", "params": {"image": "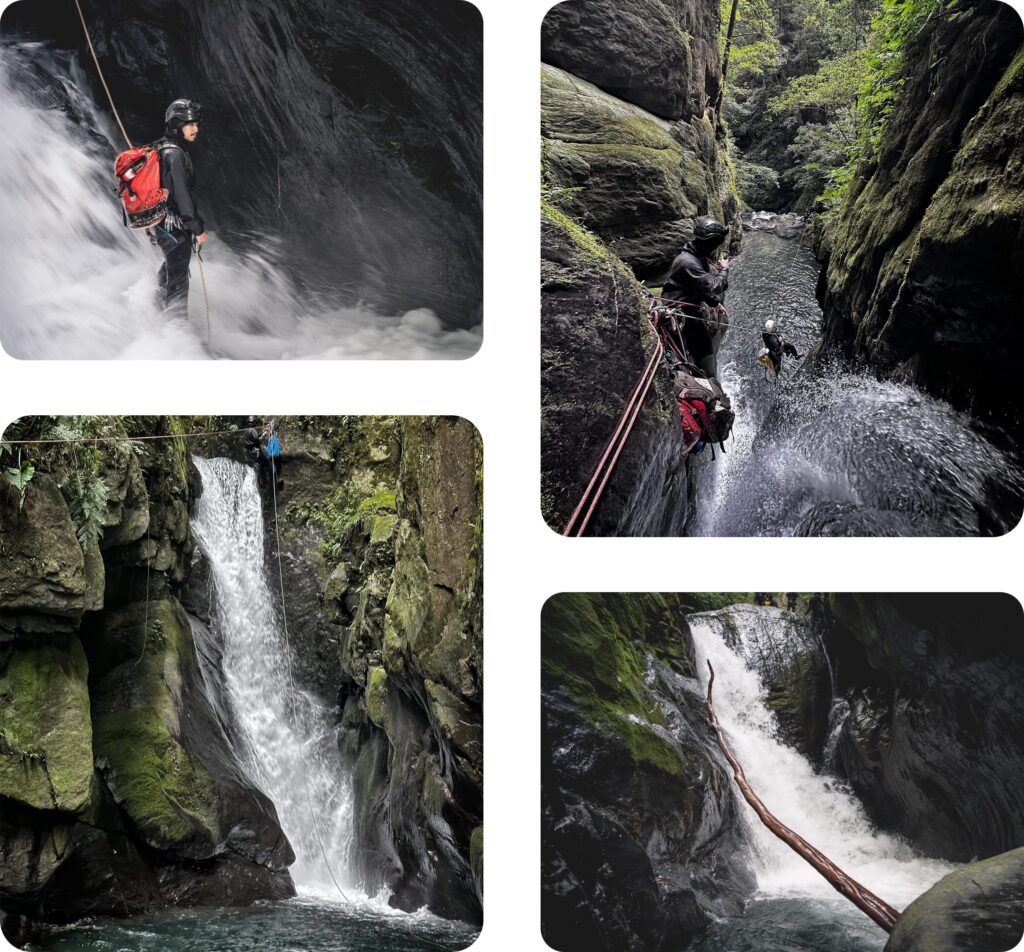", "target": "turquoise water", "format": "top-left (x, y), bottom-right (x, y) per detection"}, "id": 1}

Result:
top-left (27, 894), bottom-right (479, 952)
